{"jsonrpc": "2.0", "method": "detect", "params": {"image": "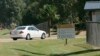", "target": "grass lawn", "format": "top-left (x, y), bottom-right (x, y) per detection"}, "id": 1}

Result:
top-left (0, 29), bottom-right (10, 39)
top-left (0, 38), bottom-right (100, 56)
